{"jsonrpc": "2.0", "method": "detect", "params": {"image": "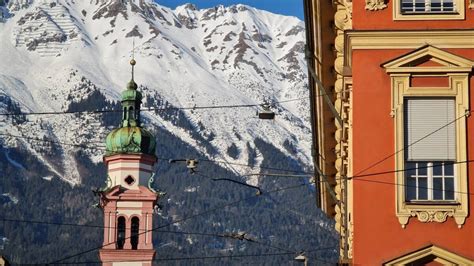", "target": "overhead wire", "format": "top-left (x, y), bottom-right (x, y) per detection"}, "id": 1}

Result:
top-left (9, 67), bottom-right (461, 263)
top-left (16, 248), bottom-right (337, 265)
top-left (326, 159), bottom-right (474, 196)
top-left (3, 219), bottom-right (336, 265)
top-left (0, 132), bottom-right (311, 174)
top-left (235, 158), bottom-right (474, 196)
top-left (1, 131), bottom-right (473, 195)
top-left (353, 111), bottom-right (470, 176)
top-left (197, 157), bottom-right (311, 174)
top-left (0, 90), bottom-right (351, 118)
top-left (194, 172), bottom-right (263, 194)
top-left (0, 44), bottom-right (347, 264)
top-left (176, 172), bottom-right (335, 251)
top-left (2, 183), bottom-right (334, 265)
top-left (1, 160), bottom-right (333, 263)
top-left (2, 94), bottom-right (471, 252)
top-left (3, 87), bottom-right (464, 183)
top-left (1, 216), bottom-right (334, 261)
top-left (243, 160), bottom-right (474, 196)
top-left (2, 129), bottom-right (474, 196)
top-left (45, 182), bottom-right (307, 264)
top-left (308, 110), bottom-right (474, 208)
top-left (4, 42), bottom-right (469, 263)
